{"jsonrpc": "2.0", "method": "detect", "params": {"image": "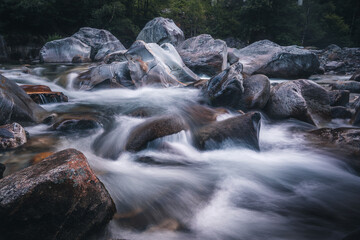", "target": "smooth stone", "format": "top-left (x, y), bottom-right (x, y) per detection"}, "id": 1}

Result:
top-left (237, 40), bottom-right (320, 79)
top-left (0, 74), bottom-right (47, 125)
top-left (0, 149), bottom-right (116, 240)
top-left (265, 79), bottom-right (331, 126)
top-left (136, 17), bottom-right (185, 46)
top-left (241, 74), bottom-right (270, 110)
top-left (193, 112), bottom-right (261, 150)
top-left (50, 114), bottom-right (100, 131)
top-left (204, 61), bottom-right (244, 108)
top-left (0, 123), bottom-right (27, 151)
top-left (177, 34), bottom-right (228, 77)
